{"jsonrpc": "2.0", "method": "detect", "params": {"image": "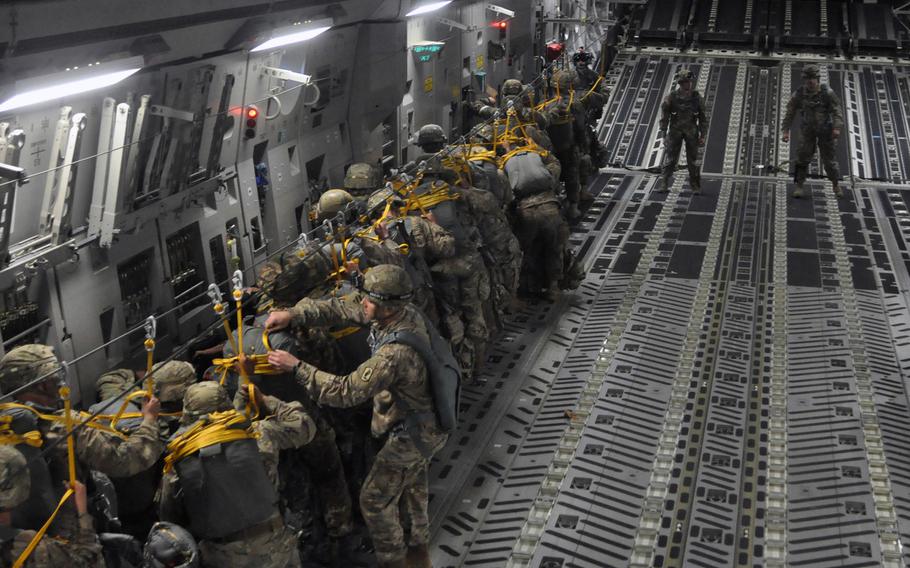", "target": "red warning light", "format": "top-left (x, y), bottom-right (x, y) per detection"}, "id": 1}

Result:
top-left (493, 20), bottom-right (507, 29)
top-left (246, 107), bottom-right (259, 119)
